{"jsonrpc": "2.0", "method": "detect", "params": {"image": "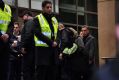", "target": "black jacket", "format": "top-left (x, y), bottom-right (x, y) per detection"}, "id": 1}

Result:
top-left (9, 33), bottom-right (21, 59)
top-left (21, 13), bottom-right (59, 65)
top-left (71, 36), bottom-right (88, 72)
top-left (21, 16), bottom-right (54, 49)
top-left (83, 34), bottom-right (96, 61)
top-left (58, 27), bottom-right (74, 53)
